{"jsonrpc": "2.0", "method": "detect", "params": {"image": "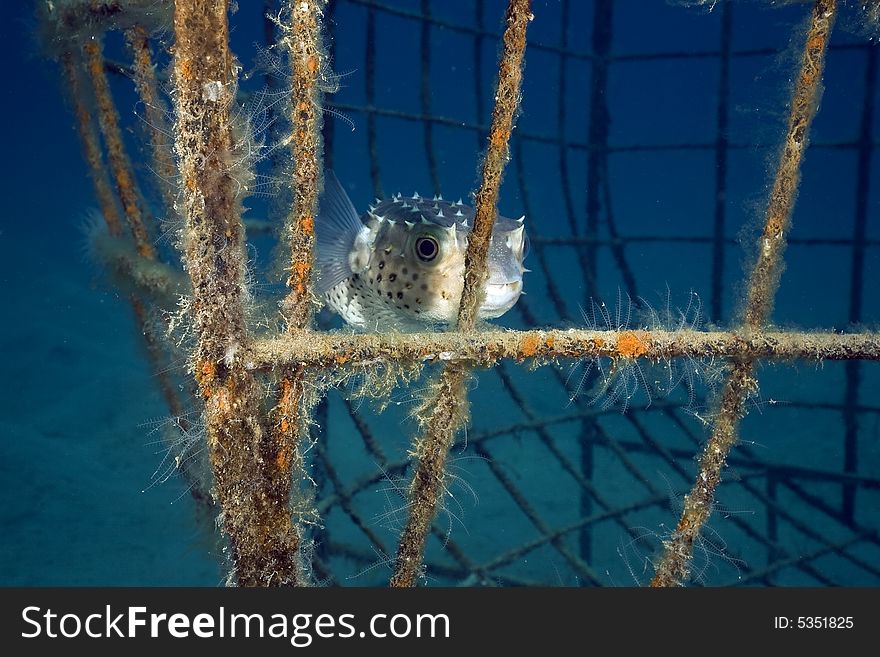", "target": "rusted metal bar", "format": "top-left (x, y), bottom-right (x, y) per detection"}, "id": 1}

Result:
top-left (61, 46), bottom-right (205, 502)
top-left (650, 0), bottom-right (839, 587)
top-left (125, 25), bottom-right (177, 215)
top-left (172, 0), bottom-right (302, 586)
top-left (252, 328), bottom-right (880, 369)
top-left (59, 50), bottom-right (124, 236)
top-left (280, 0), bottom-right (326, 330)
top-left (387, 0), bottom-right (532, 588)
top-left (82, 37), bottom-right (156, 259)
top-left (458, 0), bottom-right (531, 330)
top-left (267, 0), bottom-right (331, 586)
